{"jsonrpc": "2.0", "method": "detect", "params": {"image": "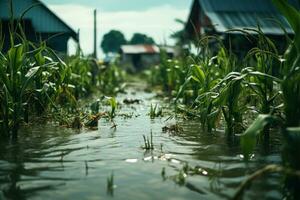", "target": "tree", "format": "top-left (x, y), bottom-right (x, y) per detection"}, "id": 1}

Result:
top-left (101, 30), bottom-right (127, 54)
top-left (129, 33), bottom-right (155, 45)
